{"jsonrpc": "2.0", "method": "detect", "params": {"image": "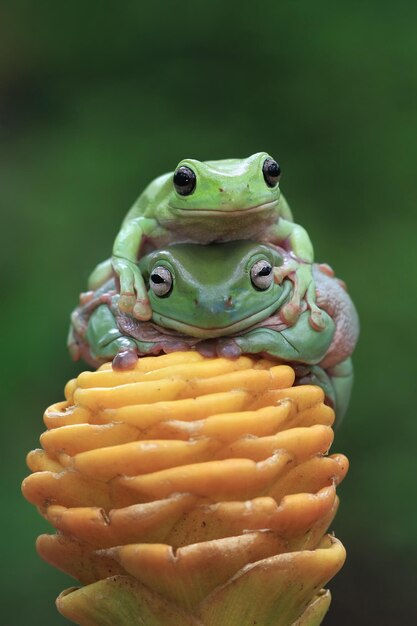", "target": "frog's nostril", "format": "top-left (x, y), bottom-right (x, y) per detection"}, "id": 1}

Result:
top-left (194, 298), bottom-right (199, 306)
top-left (225, 296), bottom-right (233, 308)
top-left (218, 187), bottom-right (224, 193)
